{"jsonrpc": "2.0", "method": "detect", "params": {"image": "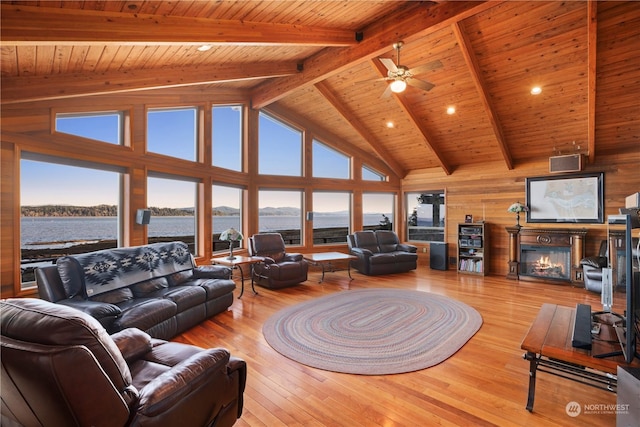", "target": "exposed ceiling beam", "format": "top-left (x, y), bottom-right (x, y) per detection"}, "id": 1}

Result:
top-left (452, 21), bottom-right (513, 170)
top-left (314, 81), bottom-right (406, 178)
top-left (0, 4), bottom-right (358, 47)
top-left (251, 1), bottom-right (491, 109)
top-left (0, 62), bottom-right (298, 105)
top-left (587, 0), bottom-right (597, 165)
top-left (370, 60), bottom-right (453, 176)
